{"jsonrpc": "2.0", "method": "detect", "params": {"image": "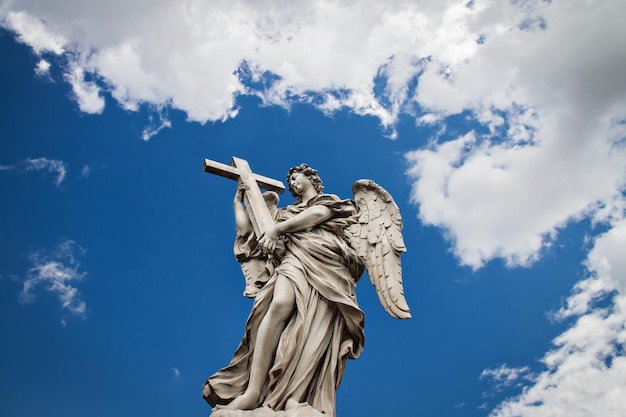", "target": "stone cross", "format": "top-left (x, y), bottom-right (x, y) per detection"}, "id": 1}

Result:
top-left (203, 156), bottom-right (285, 237)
